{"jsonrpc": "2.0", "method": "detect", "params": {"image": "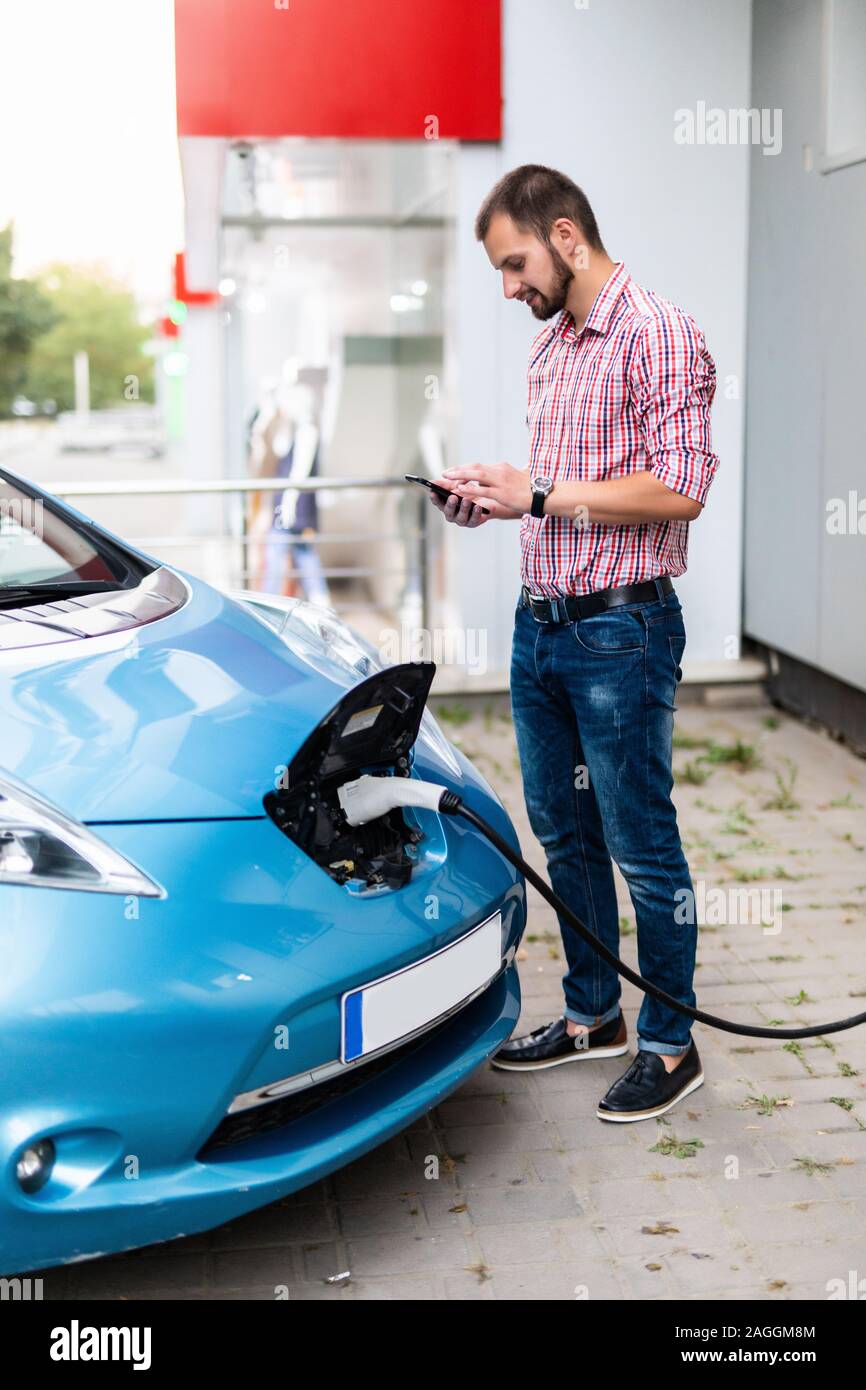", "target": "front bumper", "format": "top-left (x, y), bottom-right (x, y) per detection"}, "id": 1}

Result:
top-left (3, 965), bottom-right (519, 1275)
top-left (0, 768), bottom-right (525, 1274)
